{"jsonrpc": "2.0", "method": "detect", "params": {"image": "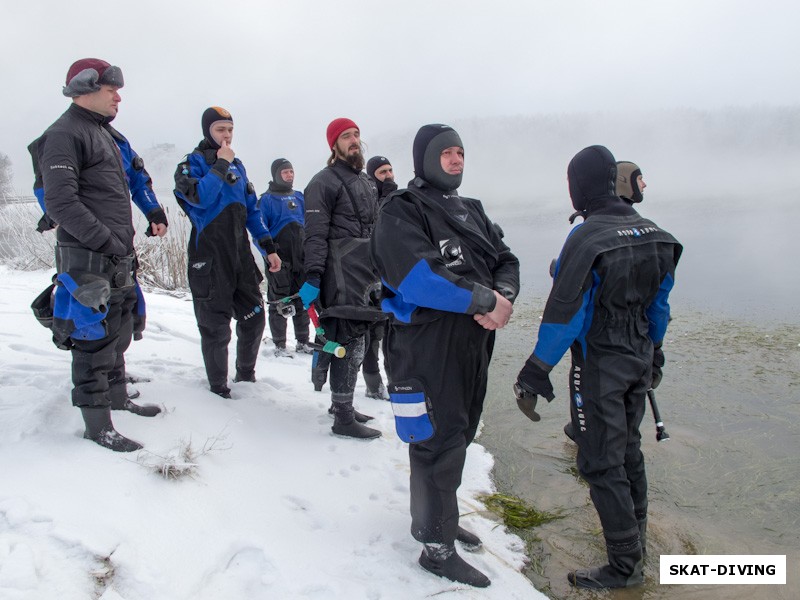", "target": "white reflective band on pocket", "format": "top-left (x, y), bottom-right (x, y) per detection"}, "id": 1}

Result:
top-left (391, 401), bottom-right (428, 418)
